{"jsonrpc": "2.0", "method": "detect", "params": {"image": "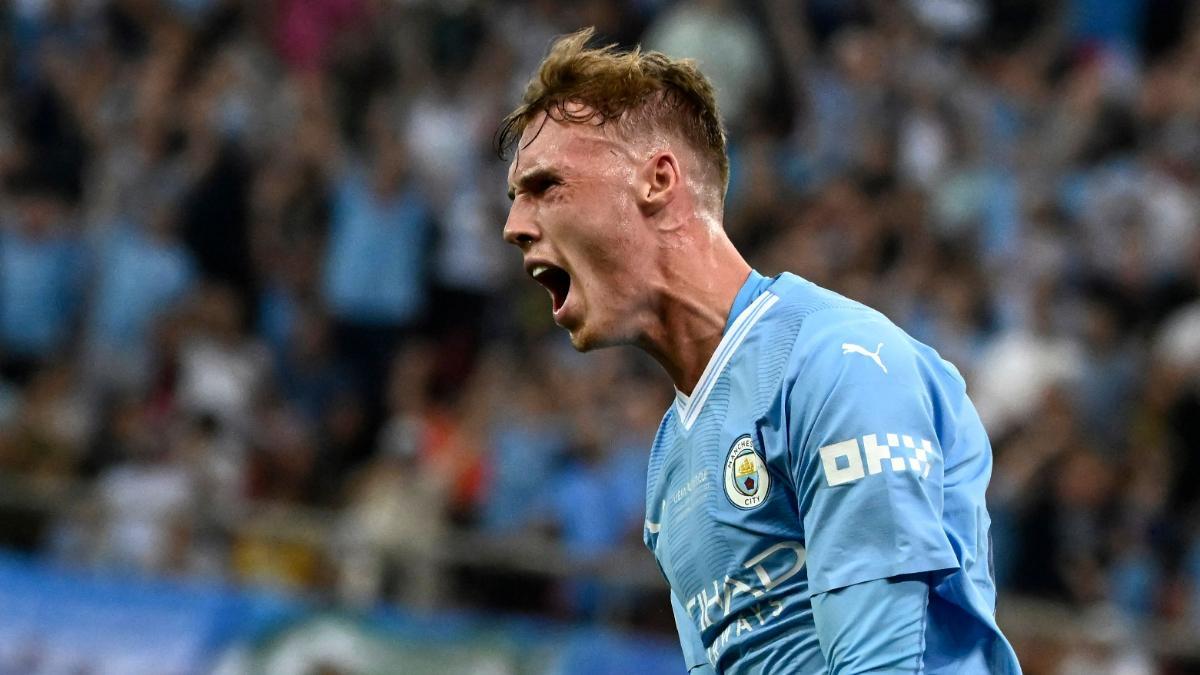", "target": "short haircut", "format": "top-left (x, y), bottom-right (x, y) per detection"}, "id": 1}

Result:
top-left (496, 27), bottom-right (729, 197)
